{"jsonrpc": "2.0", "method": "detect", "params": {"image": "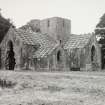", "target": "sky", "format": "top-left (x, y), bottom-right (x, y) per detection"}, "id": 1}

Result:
top-left (0, 0), bottom-right (105, 34)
